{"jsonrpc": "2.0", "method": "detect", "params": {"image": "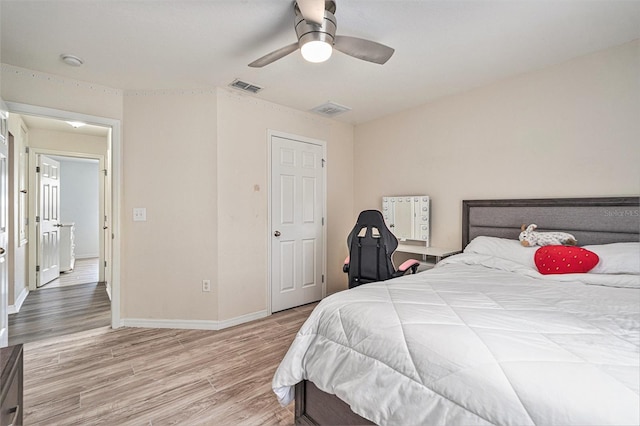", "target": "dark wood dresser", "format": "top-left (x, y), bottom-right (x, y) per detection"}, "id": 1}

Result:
top-left (0, 344), bottom-right (23, 426)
